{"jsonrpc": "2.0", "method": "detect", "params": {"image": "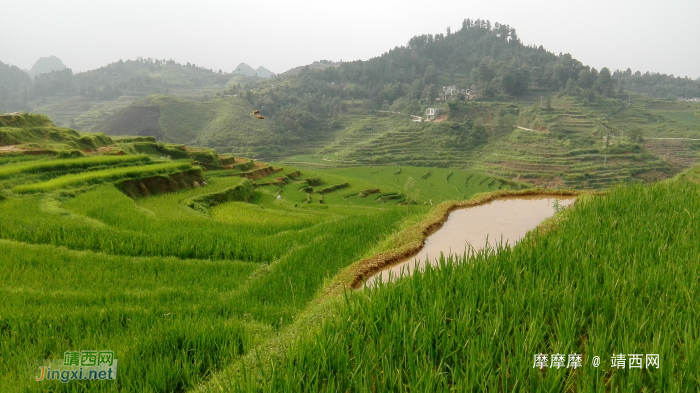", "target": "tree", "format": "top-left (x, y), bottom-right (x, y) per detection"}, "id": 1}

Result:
top-left (594, 67), bottom-right (614, 97)
top-left (564, 78), bottom-right (579, 96)
top-left (423, 65), bottom-right (438, 85)
top-left (617, 79), bottom-right (626, 94)
top-left (426, 84), bottom-right (438, 102)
